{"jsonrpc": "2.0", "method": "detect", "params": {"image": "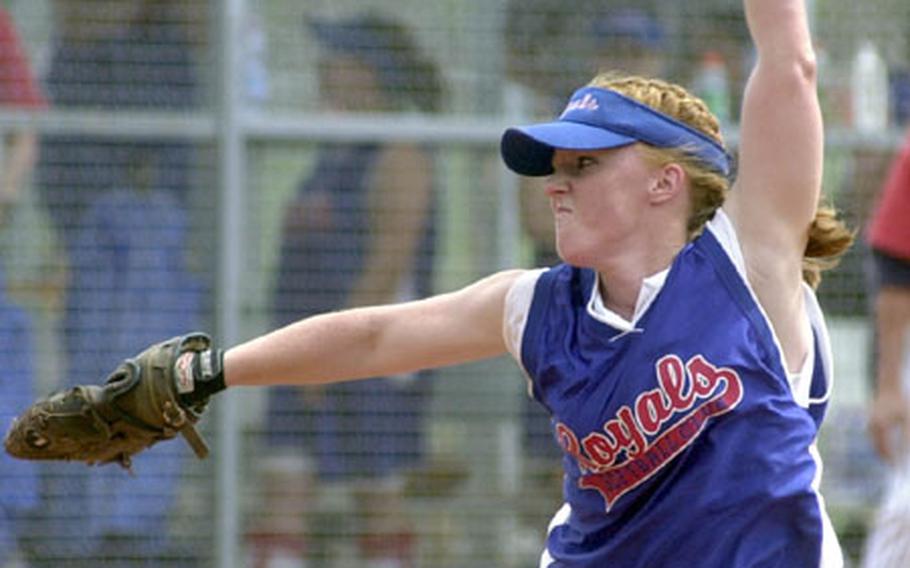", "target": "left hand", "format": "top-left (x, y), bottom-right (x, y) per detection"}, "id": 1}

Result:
top-left (3, 333), bottom-right (217, 471)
